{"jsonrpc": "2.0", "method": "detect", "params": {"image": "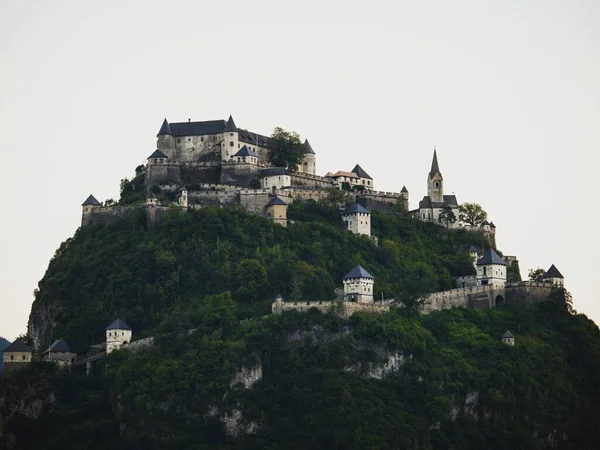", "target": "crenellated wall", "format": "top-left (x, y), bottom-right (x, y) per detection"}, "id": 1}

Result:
top-left (290, 172), bottom-right (333, 188)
